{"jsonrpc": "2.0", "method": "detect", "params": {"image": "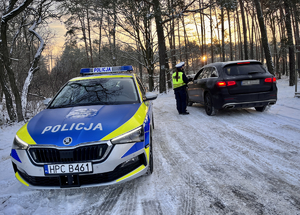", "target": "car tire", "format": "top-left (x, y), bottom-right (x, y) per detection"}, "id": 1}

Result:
top-left (255, 105), bottom-right (267, 112)
top-left (205, 93), bottom-right (217, 116)
top-left (152, 115), bottom-right (155, 130)
top-left (146, 127), bottom-right (153, 175)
